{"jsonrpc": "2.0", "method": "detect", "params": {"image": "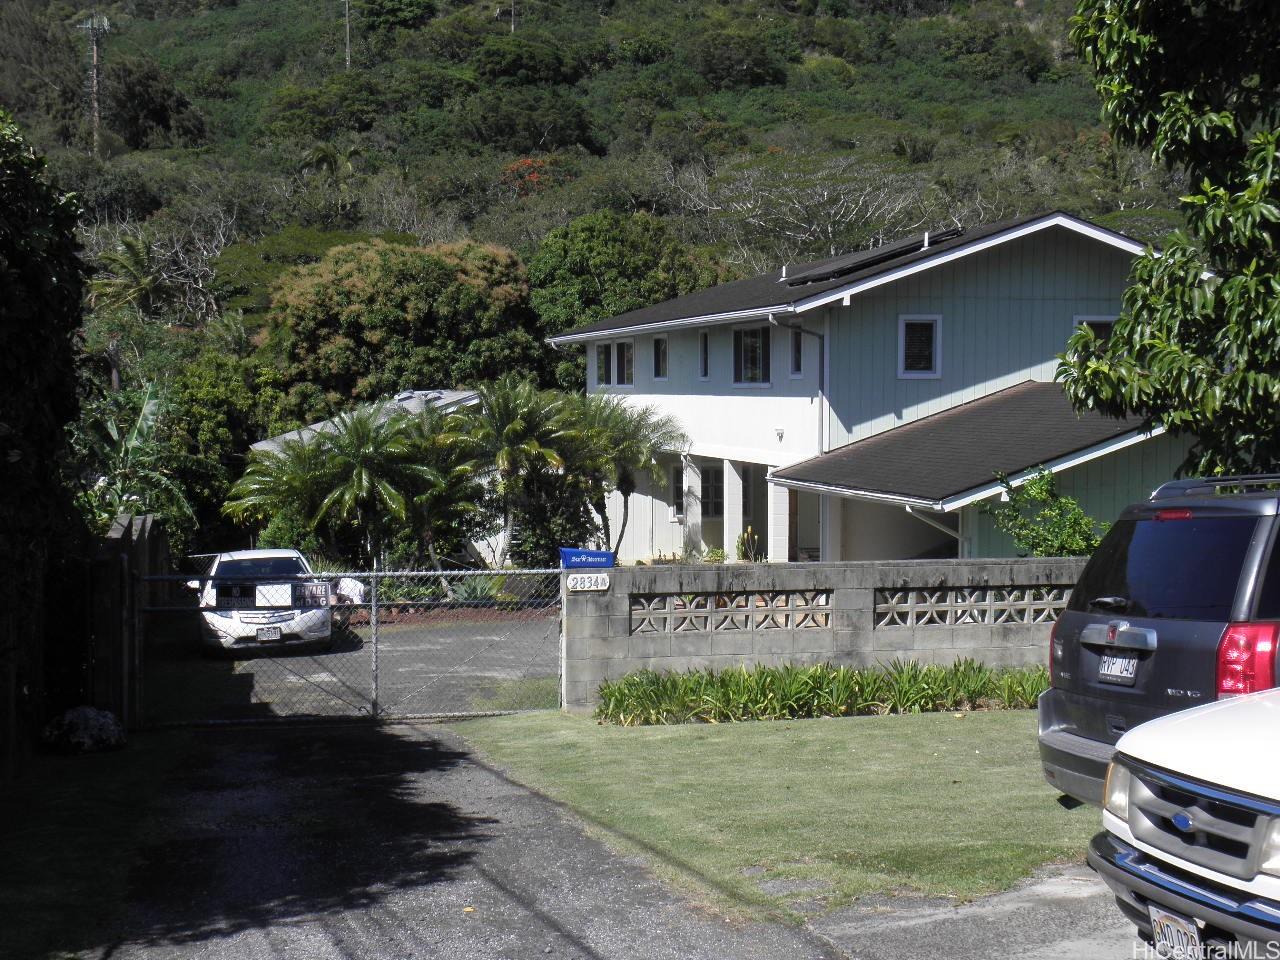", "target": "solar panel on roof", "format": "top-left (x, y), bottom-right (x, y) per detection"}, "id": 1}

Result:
top-left (782, 226), bottom-right (964, 287)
